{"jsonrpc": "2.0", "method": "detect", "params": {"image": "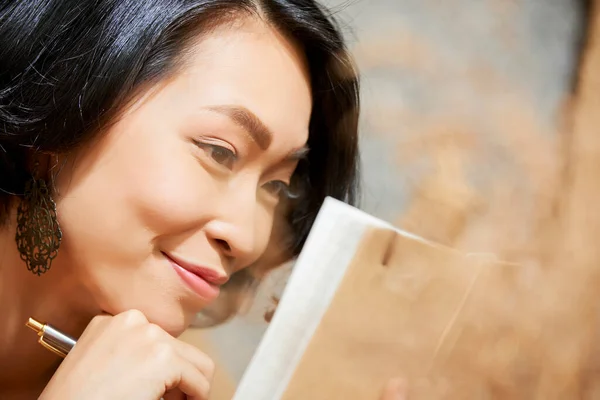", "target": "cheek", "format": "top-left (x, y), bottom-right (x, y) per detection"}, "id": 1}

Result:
top-left (55, 124), bottom-right (211, 255)
top-left (255, 208), bottom-right (274, 250)
top-left (249, 206), bottom-right (289, 271)
top-left (109, 118), bottom-right (217, 233)
top-left (127, 150), bottom-right (216, 233)
top-left (117, 109), bottom-right (219, 234)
